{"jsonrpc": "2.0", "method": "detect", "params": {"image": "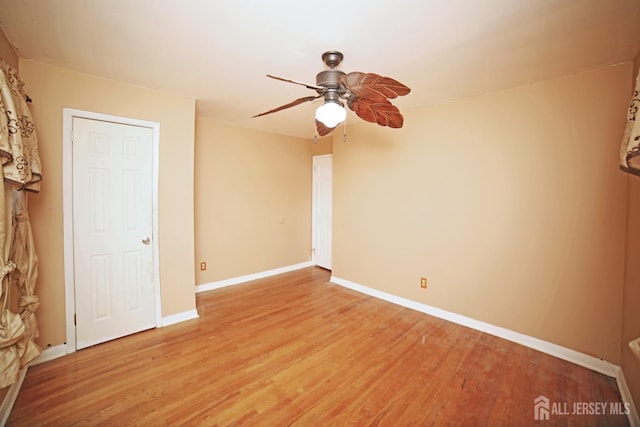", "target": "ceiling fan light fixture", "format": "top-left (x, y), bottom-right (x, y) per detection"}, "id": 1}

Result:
top-left (316, 101), bottom-right (346, 128)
